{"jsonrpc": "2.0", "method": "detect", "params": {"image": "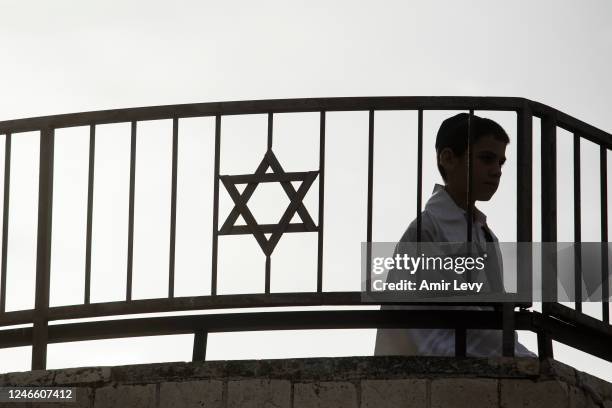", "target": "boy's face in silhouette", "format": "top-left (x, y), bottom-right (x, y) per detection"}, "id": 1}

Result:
top-left (440, 135), bottom-right (507, 202)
